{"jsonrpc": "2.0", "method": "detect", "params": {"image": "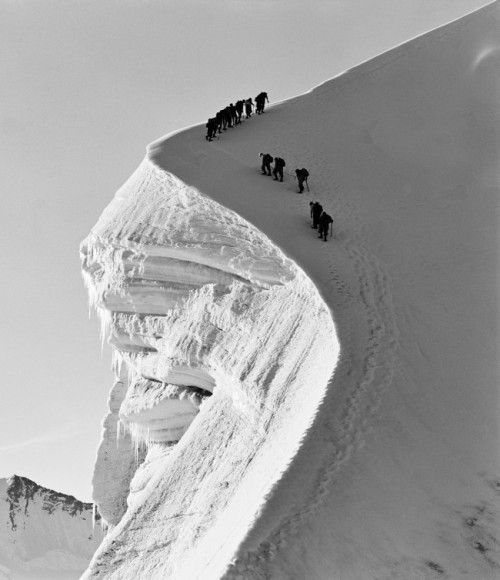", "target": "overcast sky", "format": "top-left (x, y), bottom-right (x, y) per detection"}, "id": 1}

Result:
top-left (0, 0), bottom-right (491, 502)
